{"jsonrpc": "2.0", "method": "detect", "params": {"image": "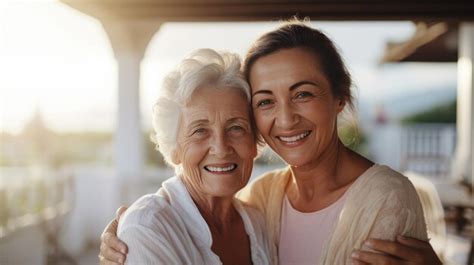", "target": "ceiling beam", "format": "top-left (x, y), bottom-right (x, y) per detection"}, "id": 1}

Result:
top-left (61, 1), bottom-right (474, 22)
